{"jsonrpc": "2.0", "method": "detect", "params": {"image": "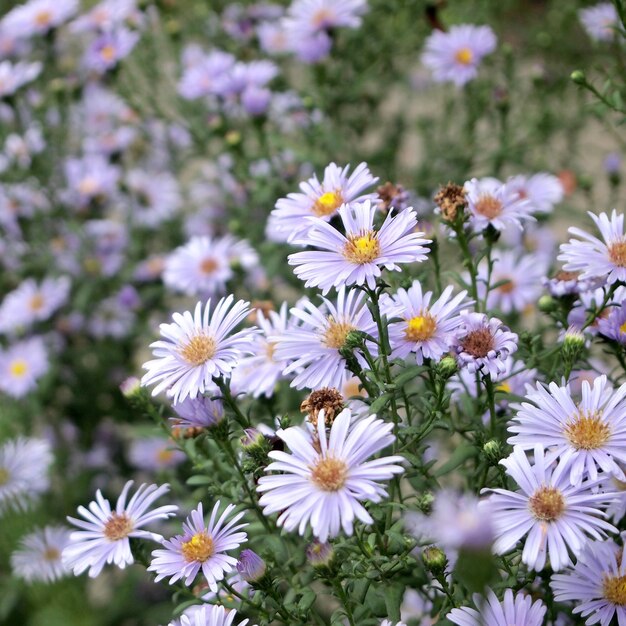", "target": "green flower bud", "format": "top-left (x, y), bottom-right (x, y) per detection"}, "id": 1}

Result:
top-left (422, 546), bottom-right (447, 575)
